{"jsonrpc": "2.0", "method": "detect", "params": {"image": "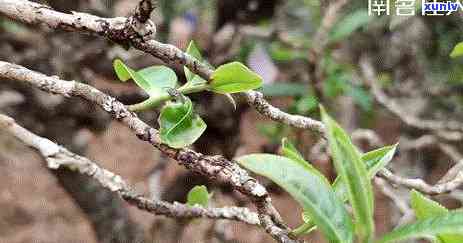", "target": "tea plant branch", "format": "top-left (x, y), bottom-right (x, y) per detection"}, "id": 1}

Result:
top-left (311, 0), bottom-right (350, 56)
top-left (374, 177), bottom-right (414, 226)
top-left (374, 178), bottom-right (411, 216)
top-left (0, 0), bottom-right (326, 136)
top-left (0, 113), bottom-right (260, 225)
top-left (379, 168), bottom-right (463, 195)
top-left (128, 83), bottom-right (209, 111)
top-left (0, 61), bottom-right (299, 243)
top-left (358, 56), bottom-right (463, 194)
top-left (359, 56), bottom-right (463, 137)
top-left (133, 0), bottom-right (157, 24)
